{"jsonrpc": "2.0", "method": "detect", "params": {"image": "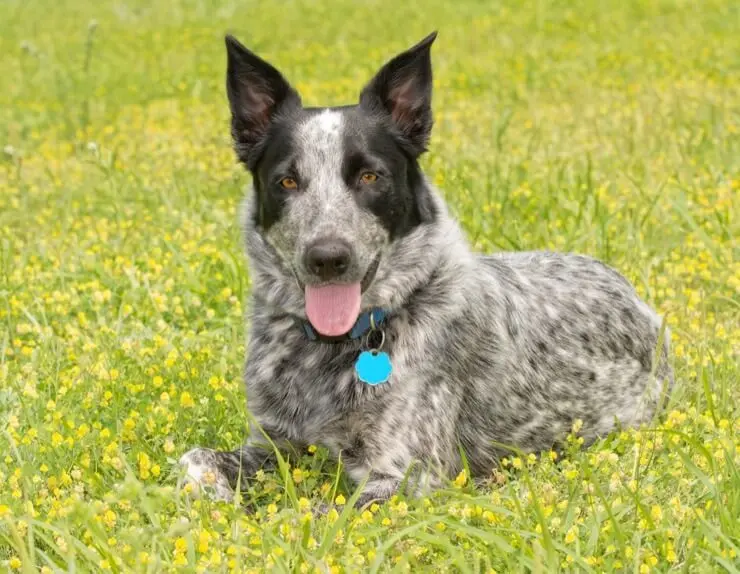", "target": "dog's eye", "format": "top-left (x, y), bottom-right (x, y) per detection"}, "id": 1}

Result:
top-left (279, 177), bottom-right (298, 190)
top-left (360, 172), bottom-right (378, 185)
